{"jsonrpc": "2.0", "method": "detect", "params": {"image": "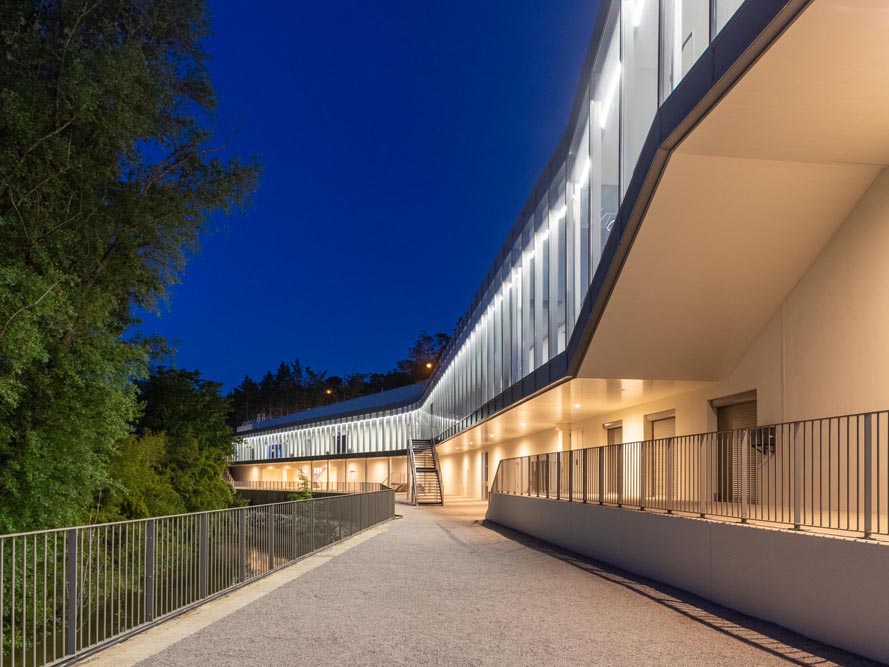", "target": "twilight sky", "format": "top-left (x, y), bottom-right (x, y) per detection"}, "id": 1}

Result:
top-left (137, 0), bottom-right (600, 389)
